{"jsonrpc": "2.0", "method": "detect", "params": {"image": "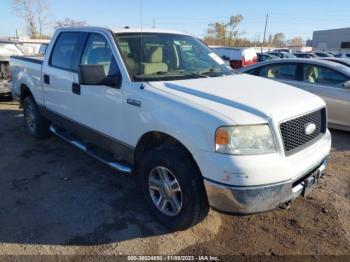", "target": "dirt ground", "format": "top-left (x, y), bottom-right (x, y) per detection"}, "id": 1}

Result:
top-left (0, 98), bottom-right (349, 258)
